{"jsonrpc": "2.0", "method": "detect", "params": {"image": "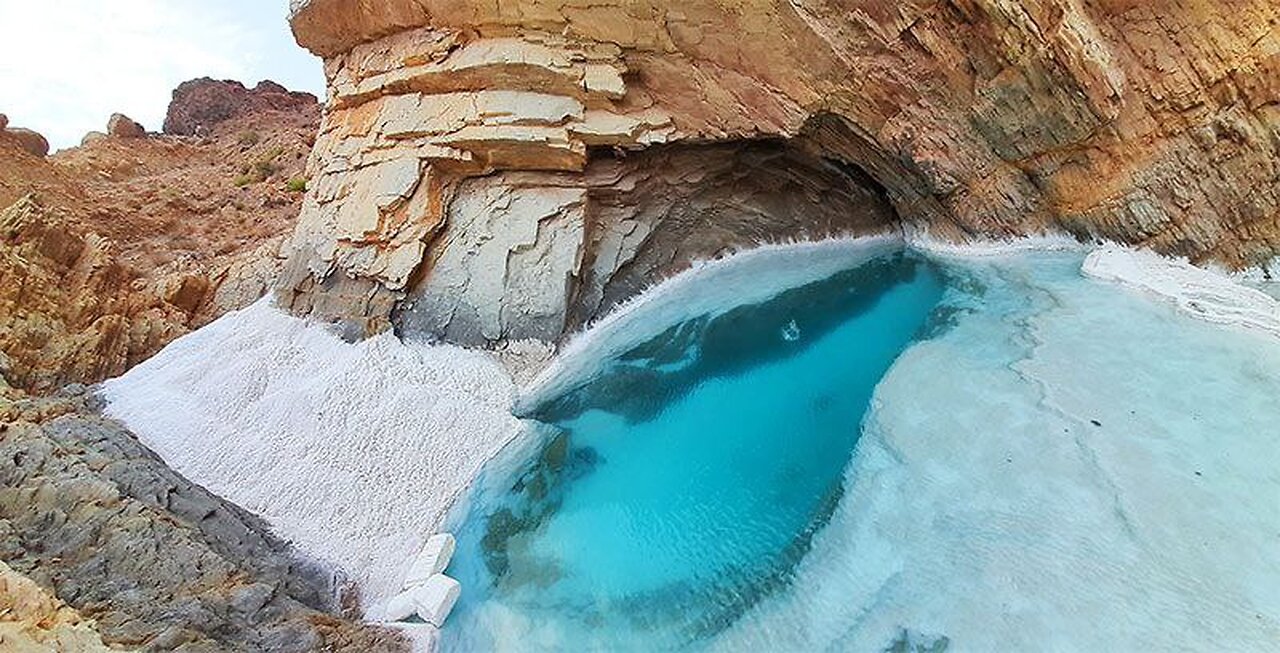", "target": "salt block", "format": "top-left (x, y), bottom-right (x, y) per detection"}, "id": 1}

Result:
top-left (403, 533), bottom-right (456, 589)
top-left (381, 573), bottom-right (461, 625)
top-left (414, 574), bottom-right (461, 627)
top-left (383, 587), bottom-right (421, 622)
